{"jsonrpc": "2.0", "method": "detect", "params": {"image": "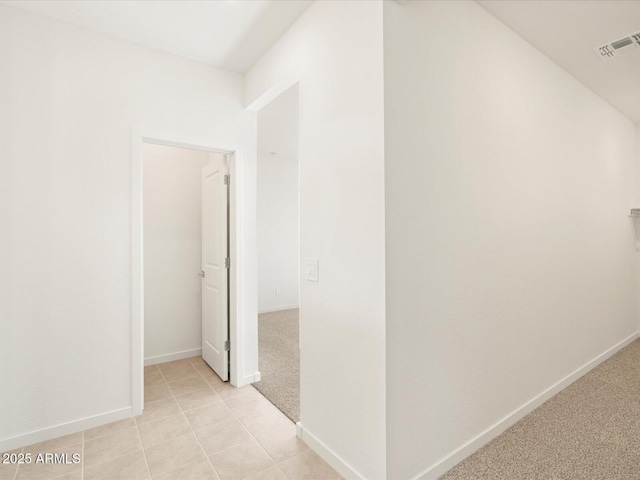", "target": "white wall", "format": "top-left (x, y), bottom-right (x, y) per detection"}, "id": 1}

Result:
top-left (143, 144), bottom-right (218, 364)
top-left (257, 85), bottom-right (299, 313)
top-left (0, 5), bottom-right (257, 450)
top-left (637, 124), bottom-right (640, 334)
top-left (384, 1), bottom-right (638, 478)
top-left (246, 2), bottom-right (386, 478)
